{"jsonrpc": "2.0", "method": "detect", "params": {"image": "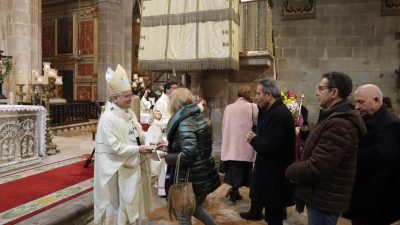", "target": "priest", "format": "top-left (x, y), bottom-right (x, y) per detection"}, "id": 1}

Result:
top-left (94, 64), bottom-right (153, 225)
